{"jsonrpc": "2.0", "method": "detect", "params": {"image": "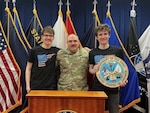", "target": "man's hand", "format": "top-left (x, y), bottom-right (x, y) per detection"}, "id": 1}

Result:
top-left (119, 80), bottom-right (128, 87)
